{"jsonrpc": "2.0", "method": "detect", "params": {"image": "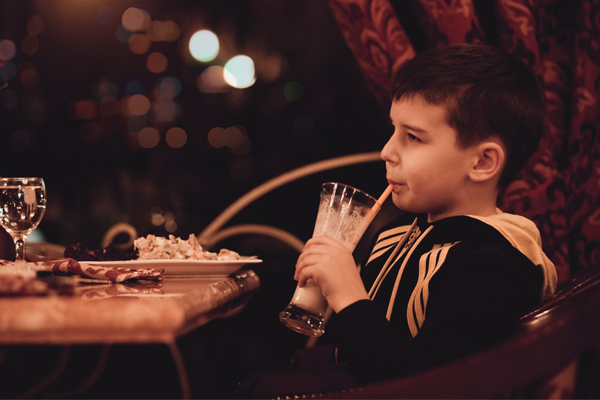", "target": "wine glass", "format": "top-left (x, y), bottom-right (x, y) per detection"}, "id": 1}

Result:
top-left (0, 177), bottom-right (47, 264)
